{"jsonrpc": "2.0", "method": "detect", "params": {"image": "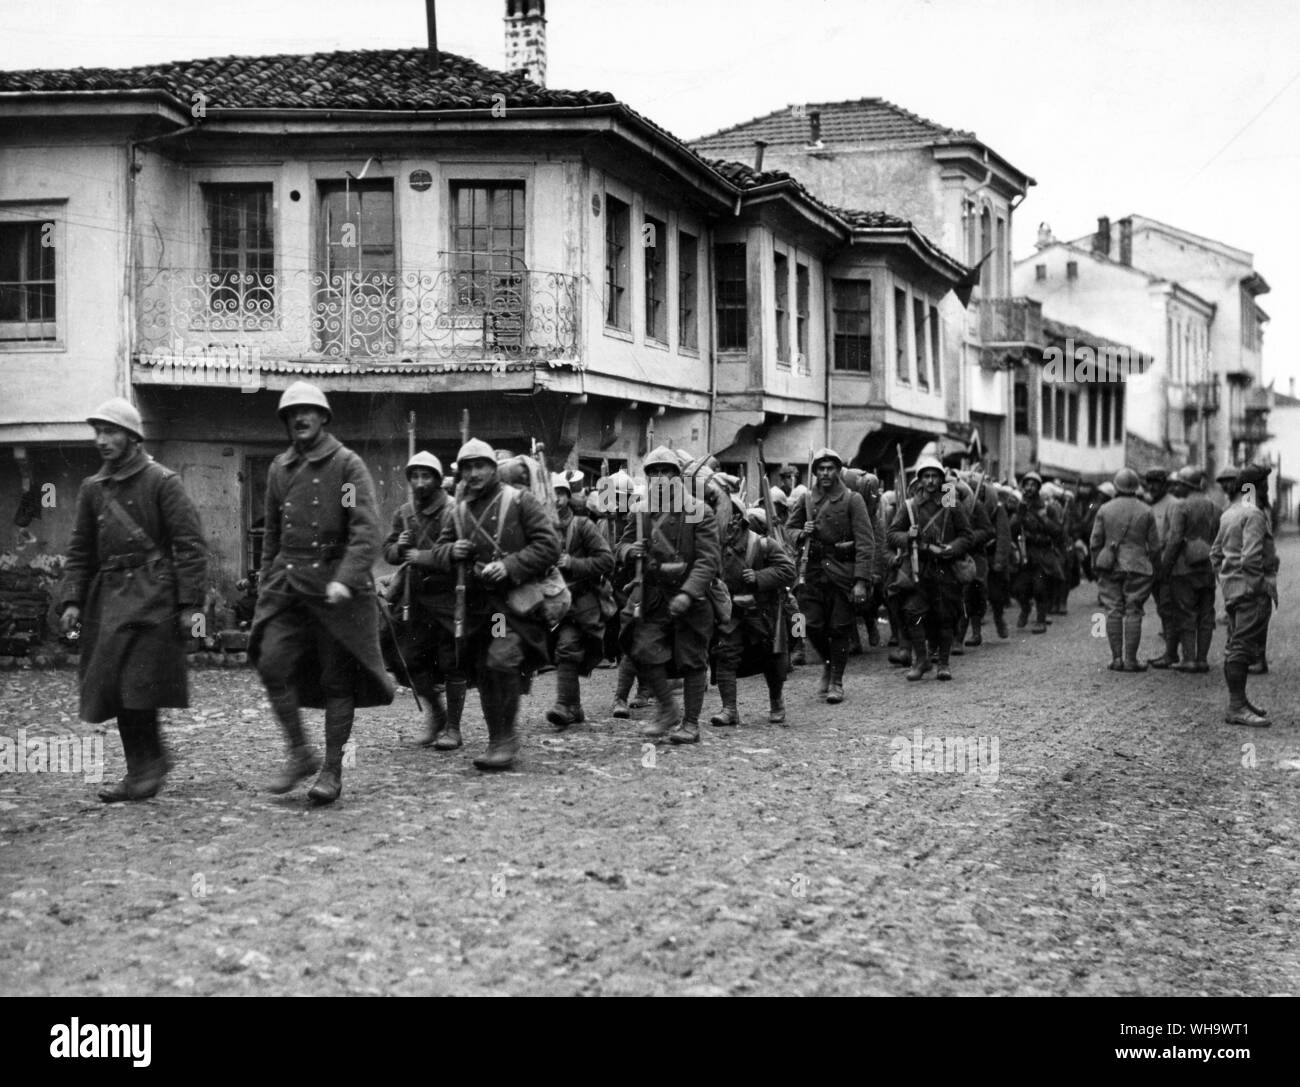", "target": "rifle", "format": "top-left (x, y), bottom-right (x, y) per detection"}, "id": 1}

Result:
top-left (632, 507), bottom-right (645, 621)
top-left (898, 449), bottom-right (920, 582)
top-left (454, 409), bottom-right (470, 669)
top-left (756, 438), bottom-right (790, 656)
top-left (402, 410), bottom-right (416, 623)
